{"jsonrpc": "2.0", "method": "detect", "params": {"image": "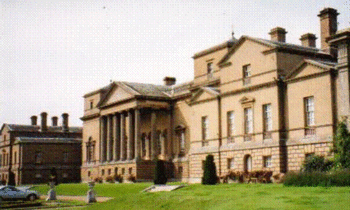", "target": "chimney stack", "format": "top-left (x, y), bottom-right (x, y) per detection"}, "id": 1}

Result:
top-left (62, 113), bottom-right (69, 132)
top-left (269, 27), bottom-right (287, 43)
top-left (318, 8), bottom-right (339, 56)
top-left (163, 77), bottom-right (176, 86)
top-left (30, 115), bottom-right (37, 126)
top-left (40, 112), bottom-right (48, 132)
top-left (52, 116), bottom-right (58, 127)
top-left (300, 33), bottom-right (317, 48)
